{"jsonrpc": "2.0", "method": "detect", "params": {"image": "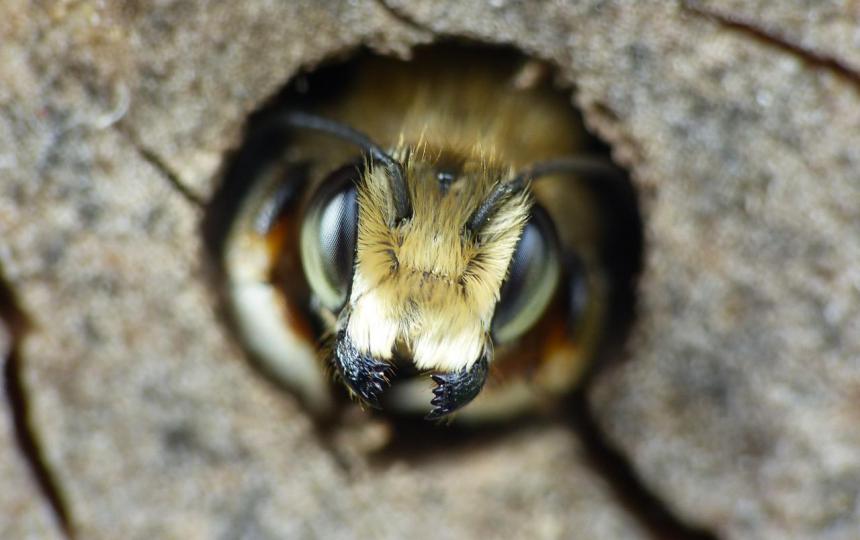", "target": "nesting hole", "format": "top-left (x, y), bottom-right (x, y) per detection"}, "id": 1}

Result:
top-left (205, 42), bottom-right (644, 424)
top-left (202, 41), bottom-right (723, 540)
